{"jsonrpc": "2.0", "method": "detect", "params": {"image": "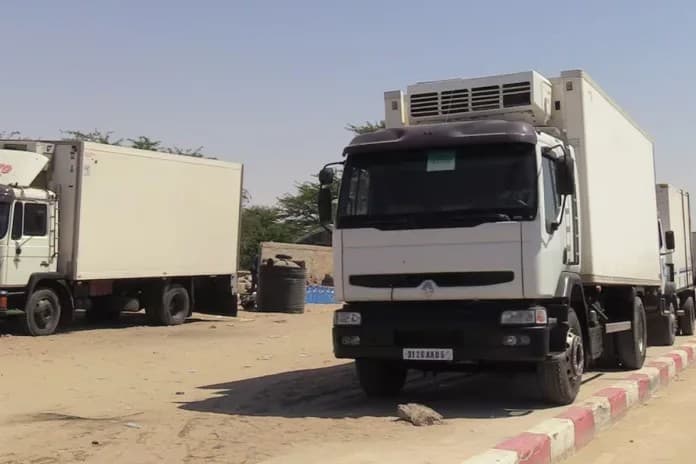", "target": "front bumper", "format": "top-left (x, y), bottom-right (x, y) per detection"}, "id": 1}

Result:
top-left (333, 300), bottom-right (568, 363)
